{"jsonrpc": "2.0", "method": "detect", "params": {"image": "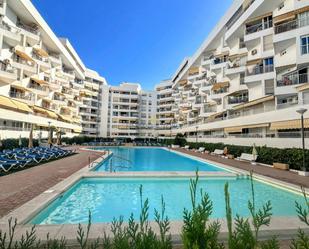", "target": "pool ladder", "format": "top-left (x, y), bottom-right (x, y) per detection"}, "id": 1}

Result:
top-left (108, 155), bottom-right (132, 172)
